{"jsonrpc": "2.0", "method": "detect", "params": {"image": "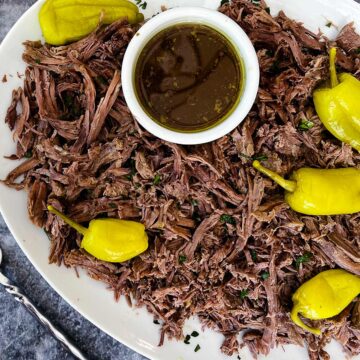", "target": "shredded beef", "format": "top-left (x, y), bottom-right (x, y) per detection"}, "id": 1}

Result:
top-left (3, 1), bottom-right (360, 358)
